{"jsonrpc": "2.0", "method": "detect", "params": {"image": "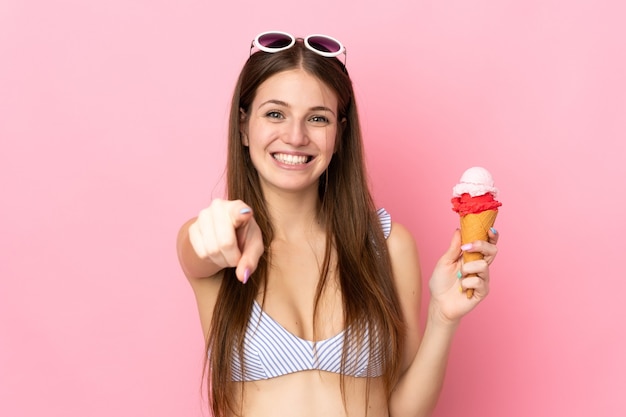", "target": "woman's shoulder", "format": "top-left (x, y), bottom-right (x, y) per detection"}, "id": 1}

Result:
top-left (376, 208), bottom-right (412, 241)
top-left (376, 208), bottom-right (419, 261)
